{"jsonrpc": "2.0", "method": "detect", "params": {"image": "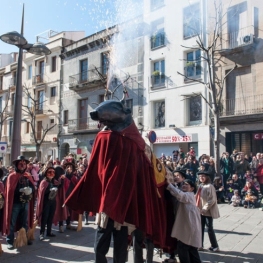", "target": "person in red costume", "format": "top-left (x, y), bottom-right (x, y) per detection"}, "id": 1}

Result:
top-left (3, 156), bottom-right (35, 250)
top-left (65, 99), bottom-right (169, 263)
top-left (36, 167), bottom-right (61, 240)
